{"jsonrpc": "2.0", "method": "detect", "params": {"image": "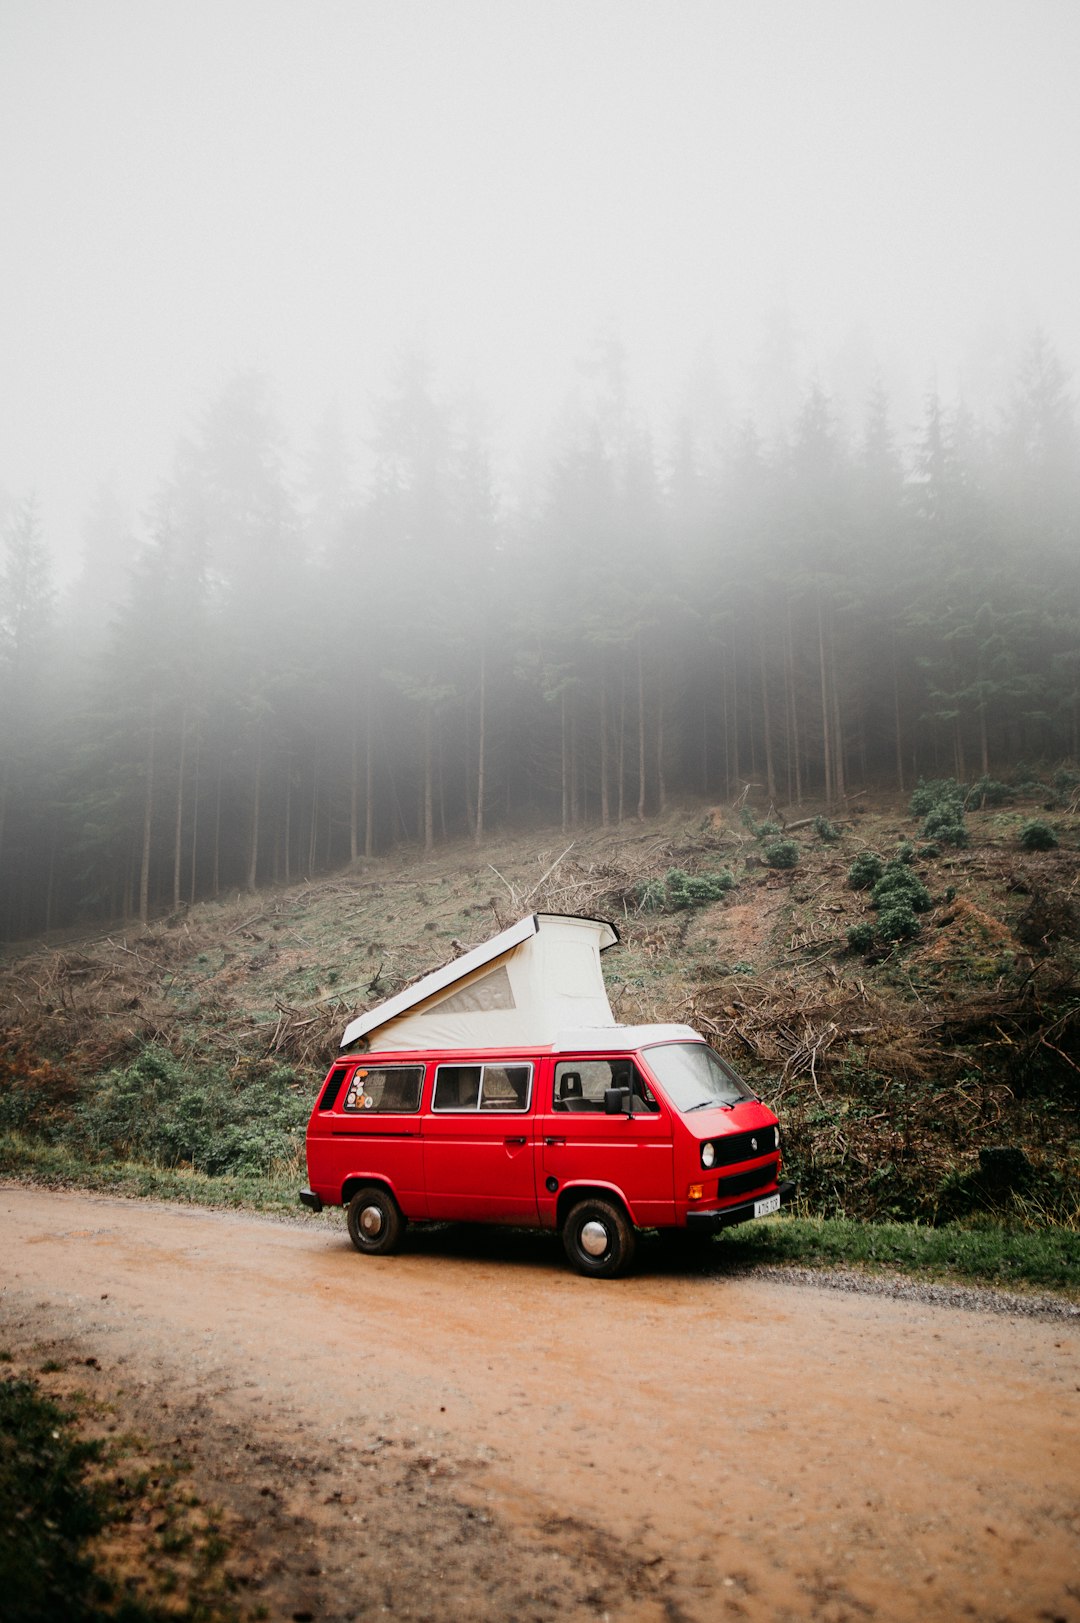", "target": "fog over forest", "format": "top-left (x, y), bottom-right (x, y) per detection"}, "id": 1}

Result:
top-left (1, 1), bottom-right (1078, 939)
